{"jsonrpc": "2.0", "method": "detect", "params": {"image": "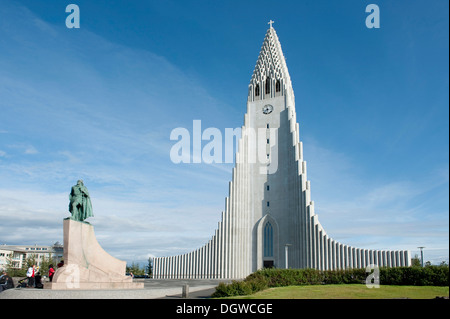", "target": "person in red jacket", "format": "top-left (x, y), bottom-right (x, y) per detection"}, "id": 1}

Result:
top-left (48, 265), bottom-right (55, 282)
